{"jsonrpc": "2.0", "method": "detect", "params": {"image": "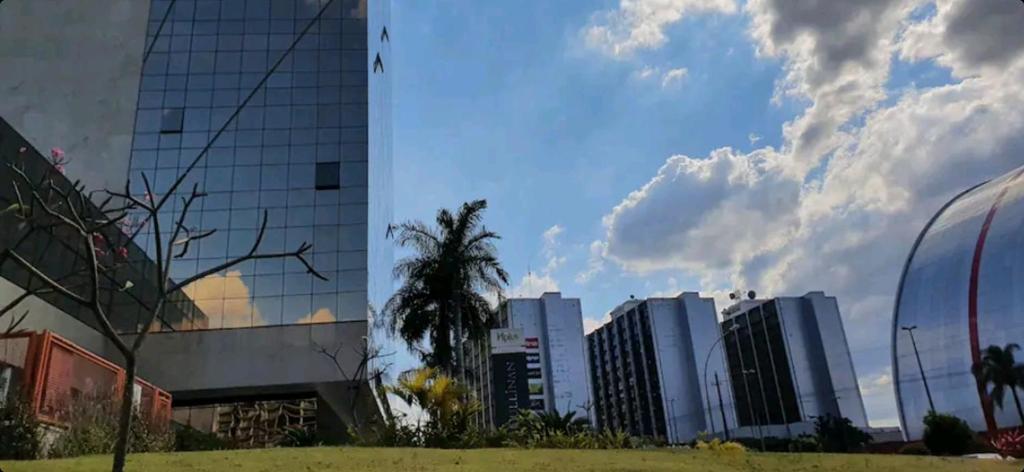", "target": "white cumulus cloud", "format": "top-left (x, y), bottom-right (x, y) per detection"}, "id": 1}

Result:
top-left (513, 225), bottom-right (567, 297)
top-left (633, 65), bottom-right (690, 89)
top-left (583, 0), bottom-right (738, 58)
top-left (595, 0), bottom-right (1024, 423)
top-left (583, 312), bottom-right (612, 334)
top-left (661, 67), bottom-right (688, 88)
top-left (575, 240), bottom-right (608, 285)
top-left (859, 367), bottom-right (894, 398)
